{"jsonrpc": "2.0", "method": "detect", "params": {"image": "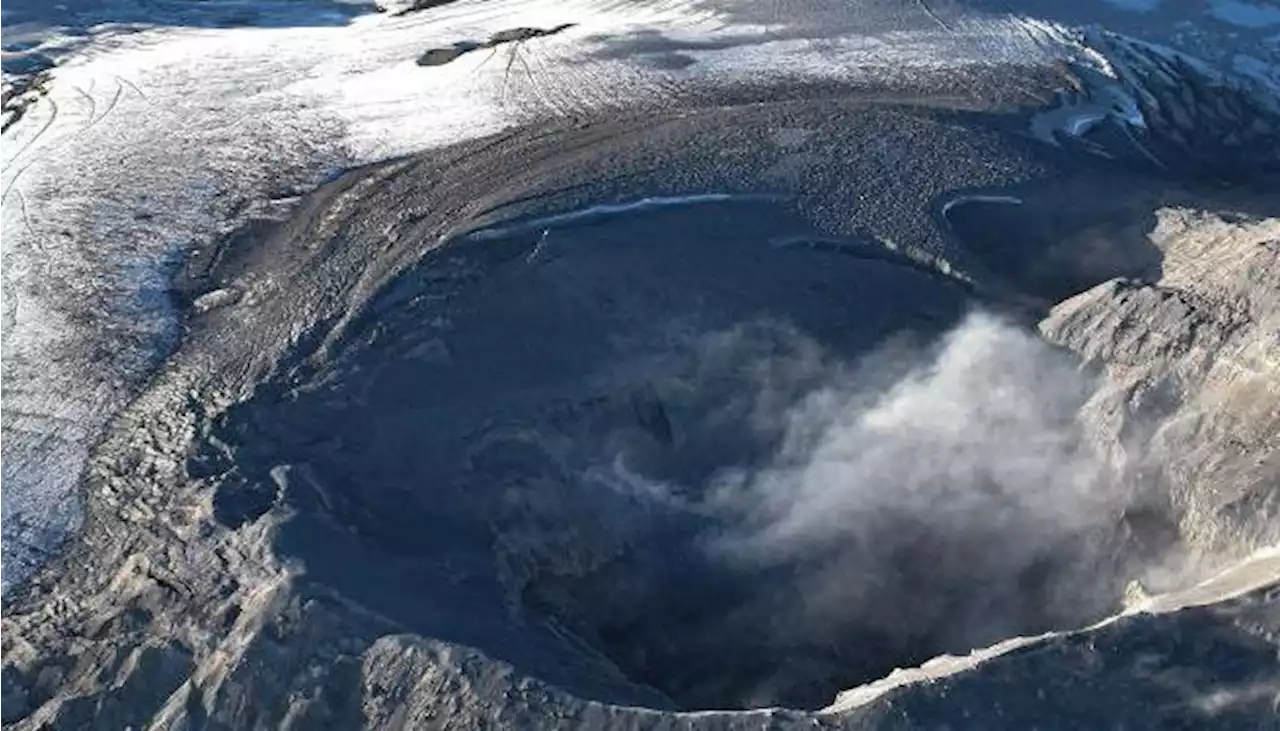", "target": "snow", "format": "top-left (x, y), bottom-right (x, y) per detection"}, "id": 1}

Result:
top-left (1103, 0), bottom-right (1164, 12)
top-left (939, 194), bottom-right (1023, 218)
top-left (0, 1), bottom-right (1087, 589)
top-left (458, 193), bottom-right (787, 241)
top-left (302, 6), bottom-right (1068, 160)
top-left (1208, 0), bottom-right (1280, 29)
top-left (1, 0), bottom-right (1279, 716)
top-left (824, 545), bottom-right (1280, 714)
top-left (1136, 547), bottom-right (1280, 614)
